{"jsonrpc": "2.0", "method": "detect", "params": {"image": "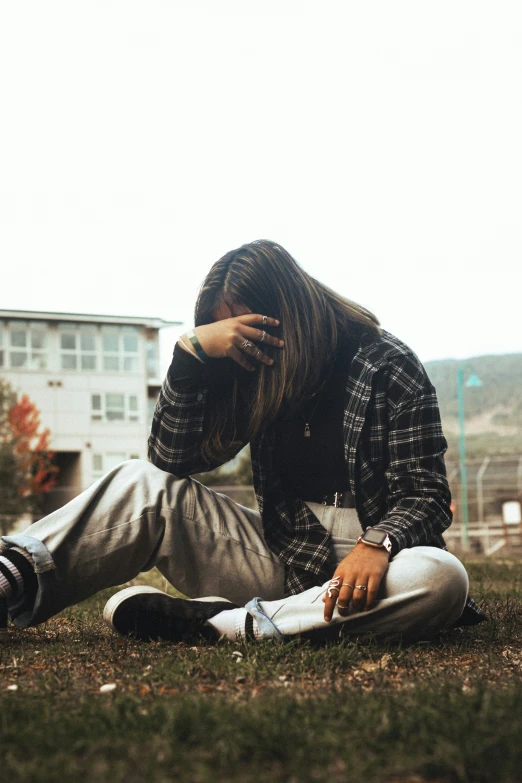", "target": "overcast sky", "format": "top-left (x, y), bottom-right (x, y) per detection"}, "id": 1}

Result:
top-left (1, 0), bottom-right (521, 372)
